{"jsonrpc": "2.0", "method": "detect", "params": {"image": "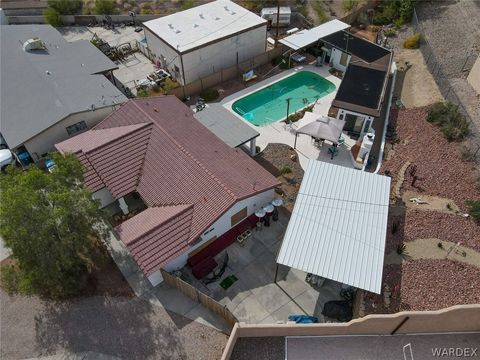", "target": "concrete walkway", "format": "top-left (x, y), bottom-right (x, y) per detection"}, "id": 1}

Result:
top-left (106, 230), bottom-right (231, 334)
